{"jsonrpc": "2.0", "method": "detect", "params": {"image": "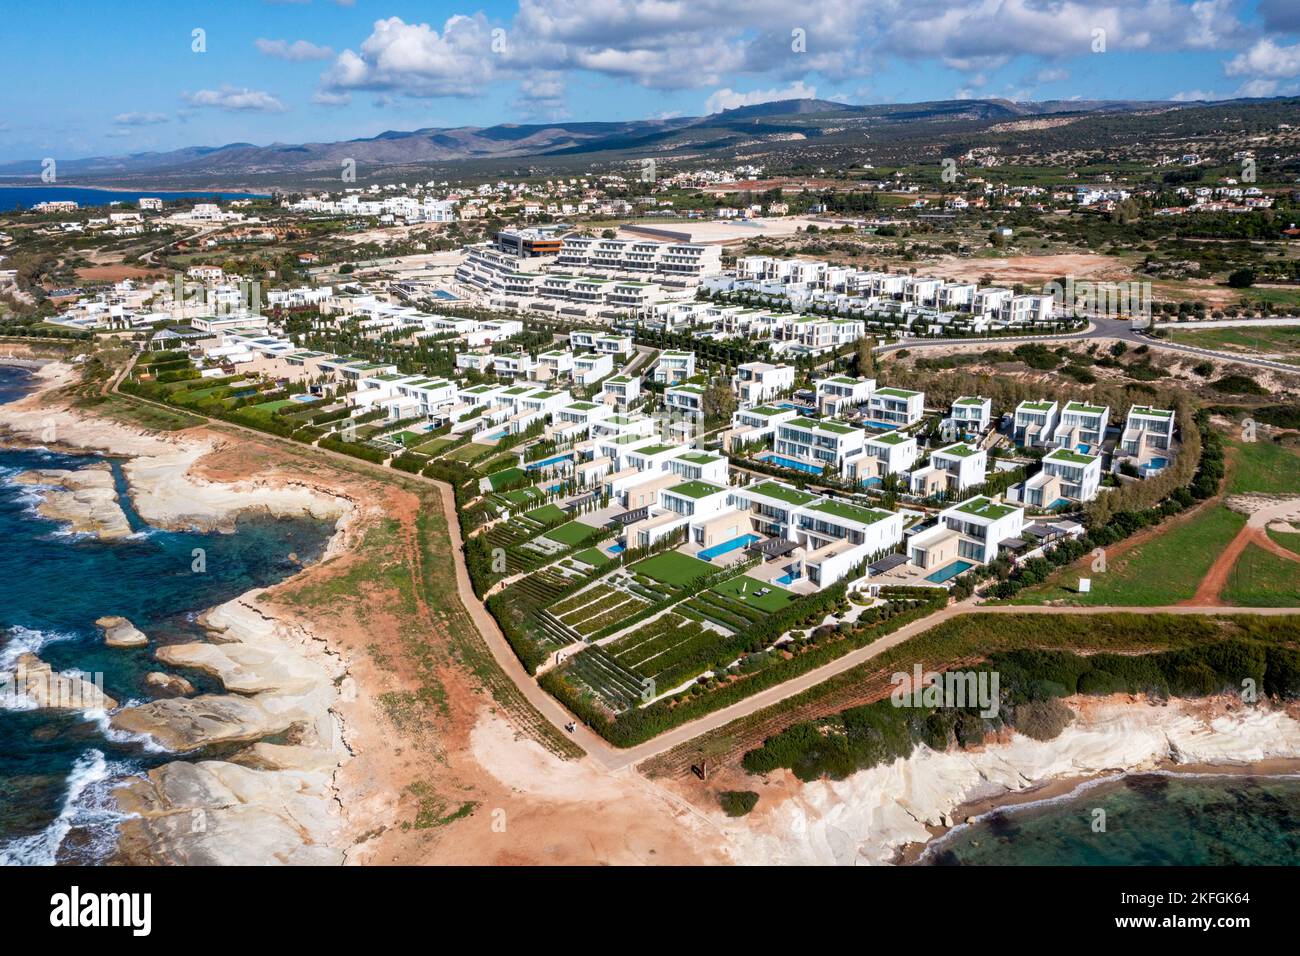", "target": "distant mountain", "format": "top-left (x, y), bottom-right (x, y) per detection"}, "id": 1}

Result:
top-left (0, 96), bottom-right (1290, 189)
